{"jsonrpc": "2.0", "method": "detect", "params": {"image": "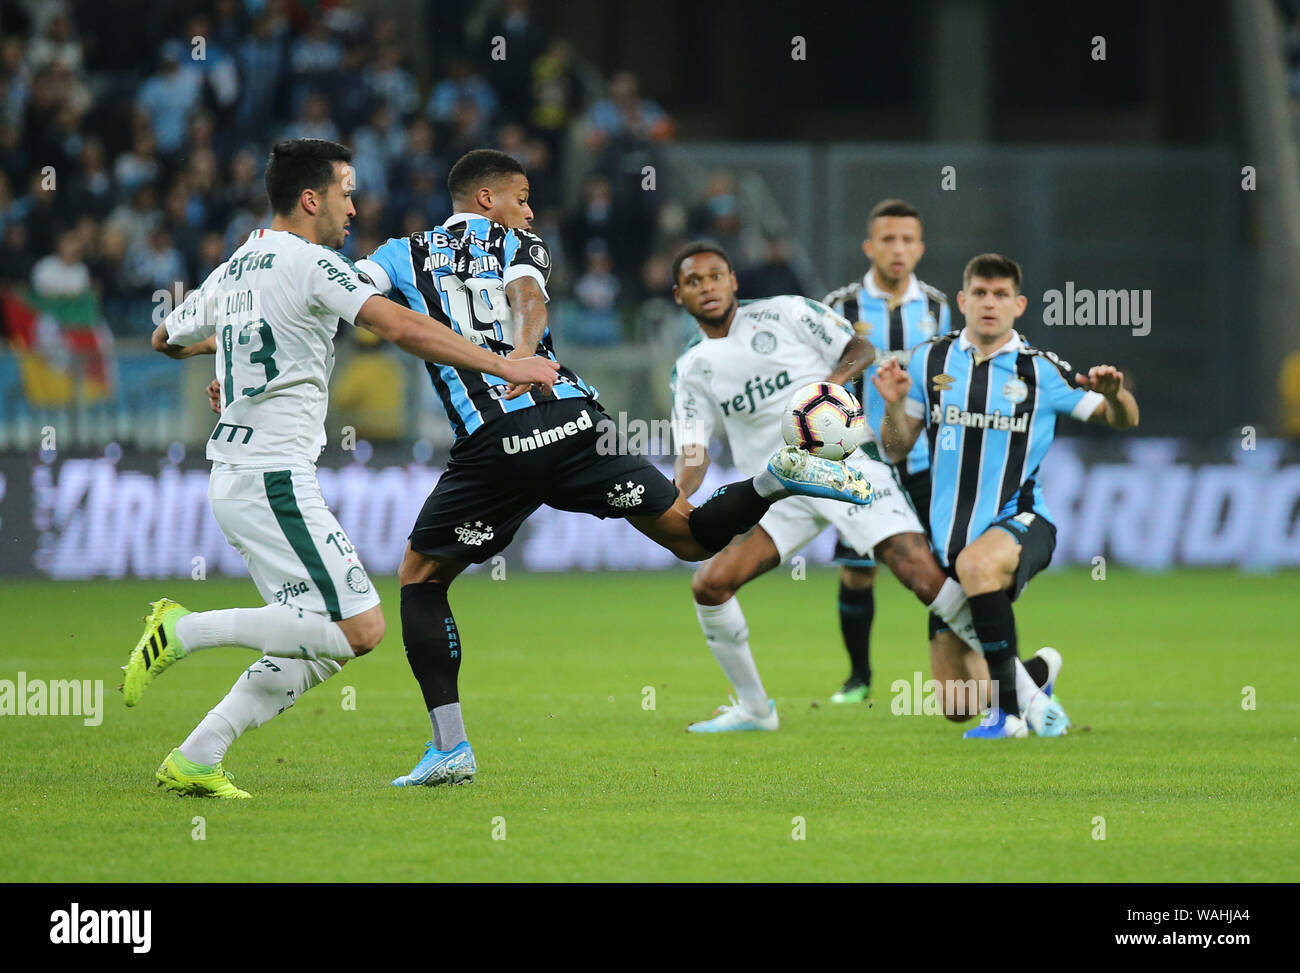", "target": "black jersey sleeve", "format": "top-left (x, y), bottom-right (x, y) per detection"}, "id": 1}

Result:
top-left (502, 227), bottom-right (552, 294)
